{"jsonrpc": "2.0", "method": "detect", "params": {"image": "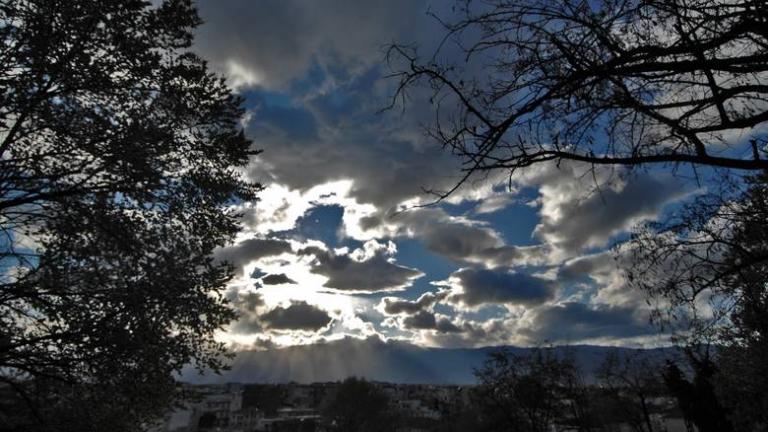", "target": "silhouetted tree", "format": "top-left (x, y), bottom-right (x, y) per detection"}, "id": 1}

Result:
top-left (242, 384), bottom-right (287, 416)
top-left (324, 377), bottom-right (398, 432)
top-left (197, 412), bottom-right (218, 430)
top-left (473, 348), bottom-right (599, 432)
top-left (713, 173), bottom-right (768, 431)
top-left (0, 0), bottom-right (259, 430)
top-left (388, 0), bottom-right (768, 198)
top-left (663, 352), bottom-right (734, 432)
top-left (434, 400), bottom-right (484, 432)
top-left (597, 351), bottom-right (667, 432)
top-left (628, 172), bottom-right (768, 430)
